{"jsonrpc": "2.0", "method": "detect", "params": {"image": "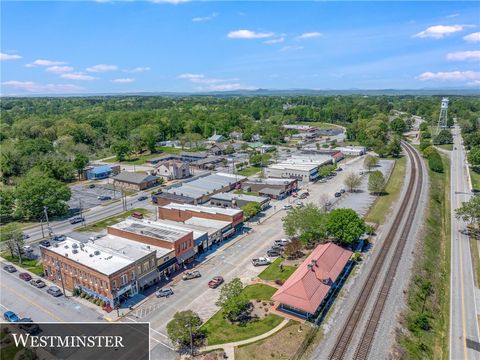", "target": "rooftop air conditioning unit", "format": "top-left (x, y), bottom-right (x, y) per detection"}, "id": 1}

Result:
top-left (94, 250), bottom-right (100, 256)
top-left (72, 249), bottom-right (78, 254)
top-left (65, 253), bottom-right (68, 257)
top-left (89, 254), bottom-right (94, 257)
top-left (72, 243), bottom-right (79, 249)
